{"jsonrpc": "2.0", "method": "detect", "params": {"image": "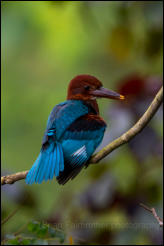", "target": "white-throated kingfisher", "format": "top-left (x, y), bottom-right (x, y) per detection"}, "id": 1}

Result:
top-left (26, 75), bottom-right (125, 185)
